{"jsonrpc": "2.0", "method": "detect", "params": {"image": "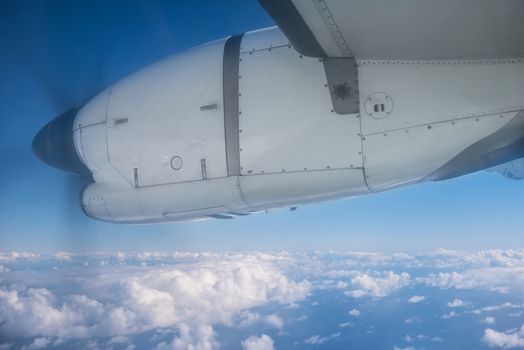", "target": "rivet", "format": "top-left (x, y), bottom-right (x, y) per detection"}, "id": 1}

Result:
top-left (427, 125), bottom-right (432, 129)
